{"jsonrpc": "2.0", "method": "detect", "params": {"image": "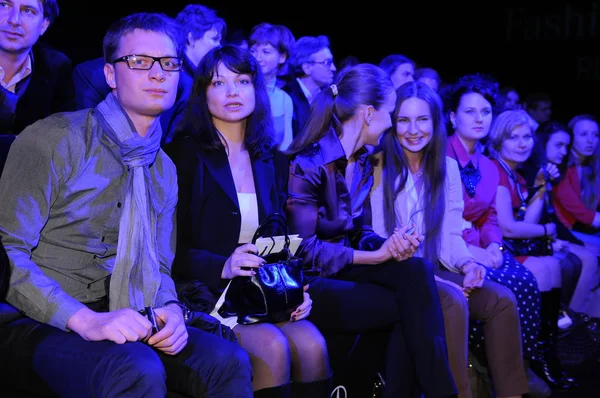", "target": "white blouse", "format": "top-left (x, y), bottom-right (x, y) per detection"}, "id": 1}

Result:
top-left (370, 155), bottom-right (473, 273)
top-left (237, 192), bottom-right (260, 244)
